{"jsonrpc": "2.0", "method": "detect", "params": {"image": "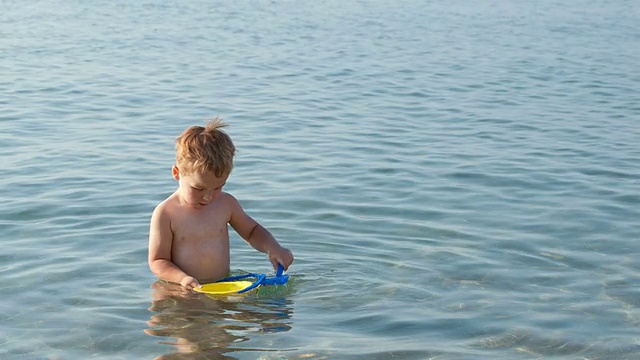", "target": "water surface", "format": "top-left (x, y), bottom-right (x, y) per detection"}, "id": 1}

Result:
top-left (1, 0), bottom-right (640, 359)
